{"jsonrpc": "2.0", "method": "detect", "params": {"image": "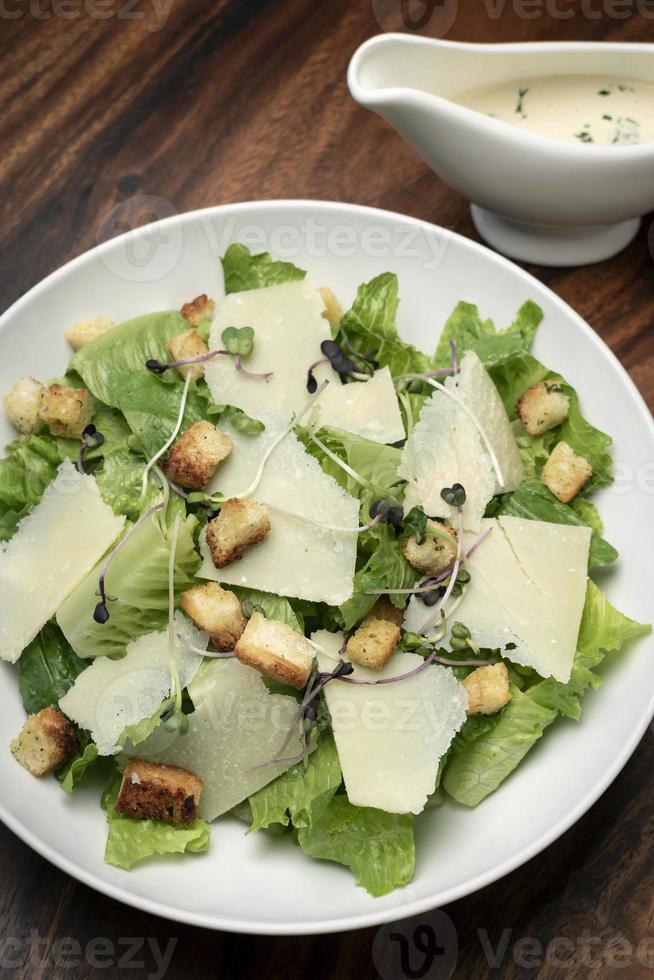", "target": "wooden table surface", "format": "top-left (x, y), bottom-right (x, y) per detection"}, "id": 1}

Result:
top-left (1, 1), bottom-right (653, 977)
